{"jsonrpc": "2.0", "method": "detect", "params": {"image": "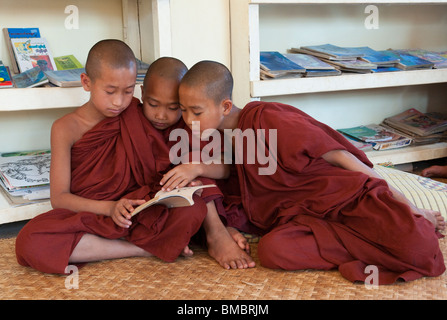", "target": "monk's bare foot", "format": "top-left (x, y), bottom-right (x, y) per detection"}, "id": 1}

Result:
top-left (421, 165), bottom-right (447, 178)
top-left (181, 245), bottom-right (194, 257)
top-left (227, 227), bottom-right (250, 254)
top-left (207, 228), bottom-right (256, 270)
top-left (420, 209), bottom-right (445, 232)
